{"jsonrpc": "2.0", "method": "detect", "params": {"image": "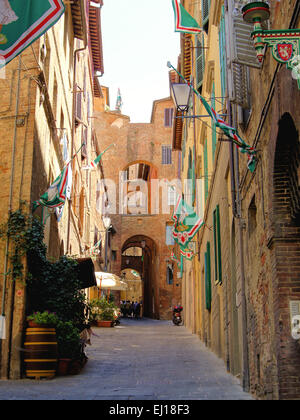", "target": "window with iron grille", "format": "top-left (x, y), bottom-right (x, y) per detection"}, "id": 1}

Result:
top-left (76, 85), bottom-right (82, 121)
top-left (196, 34), bottom-right (205, 91)
top-left (162, 146), bottom-right (172, 165)
top-left (81, 127), bottom-right (88, 160)
top-left (201, 0), bottom-right (211, 32)
top-left (164, 108), bottom-right (174, 127)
